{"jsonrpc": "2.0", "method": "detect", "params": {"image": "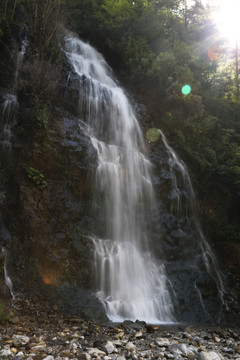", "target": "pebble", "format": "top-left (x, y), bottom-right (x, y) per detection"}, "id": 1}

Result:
top-left (104, 341), bottom-right (116, 354)
top-left (88, 347), bottom-right (106, 356)
top-left (169, 343), bottom-right (189, 357)
top-left (0, 349), bottom-right (12, 357)
top-left (10, 347), bottom-right (18, 354)
top-left (1, 302), bottom-right (240, 360)
top-left (31, 344), bottom-right (47, 351)
top-left (134, 331), bottom-right (143, 338)
top-left (125, 342), bottom-right (136, 352)
top-left (156, 337), bottom-right (171, 347)
top-left (12, 335), bottom-right (30, 347)
top-left (199, 351), bottom-right (223, 360)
